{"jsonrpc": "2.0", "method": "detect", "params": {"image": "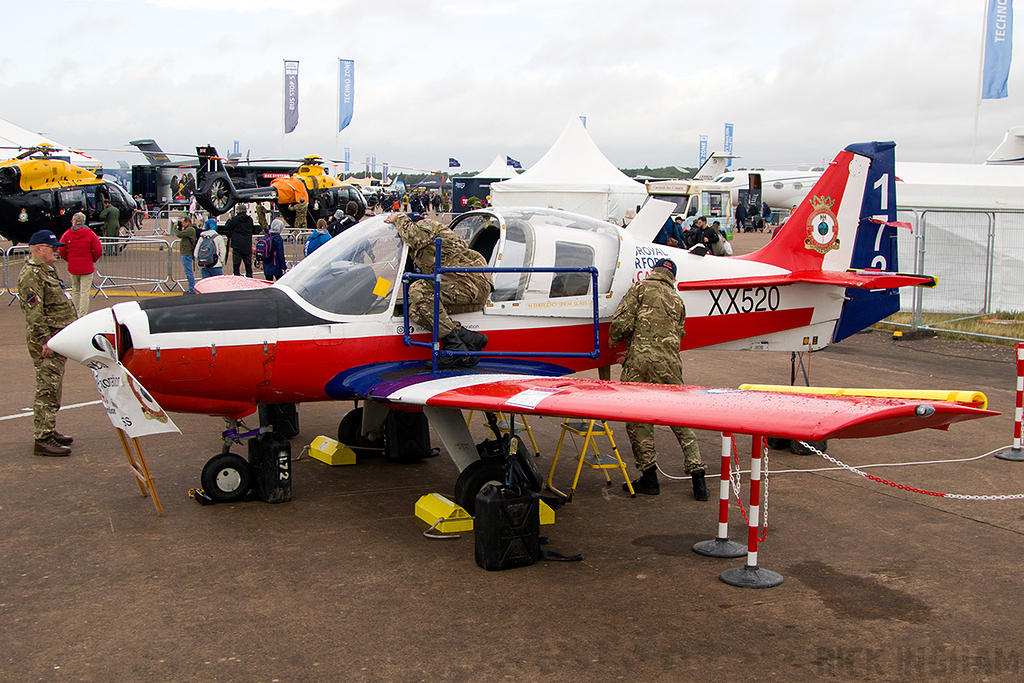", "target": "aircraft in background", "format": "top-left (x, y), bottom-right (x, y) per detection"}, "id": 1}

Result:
top-left (0, 145), bottom-right (137, 244)
top-left (49, 142), bottom-right (995, 507)
top-left (194, 147), bottom-right (367, 226)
